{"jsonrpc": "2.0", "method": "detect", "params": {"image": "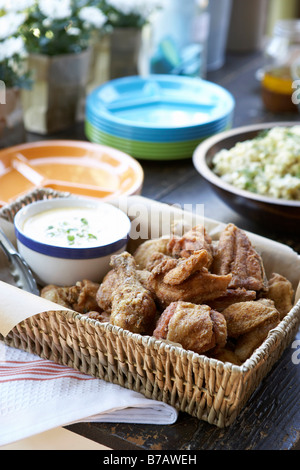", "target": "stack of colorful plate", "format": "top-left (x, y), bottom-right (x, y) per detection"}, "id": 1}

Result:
top-left (85, 75), bottom-right (235, 160)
